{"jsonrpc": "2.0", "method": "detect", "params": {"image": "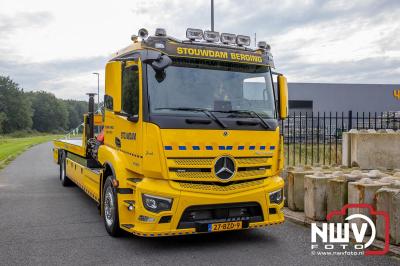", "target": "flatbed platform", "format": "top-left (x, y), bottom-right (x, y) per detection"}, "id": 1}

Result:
top-left (54, 138), bottom-right (86, 157)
